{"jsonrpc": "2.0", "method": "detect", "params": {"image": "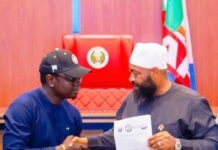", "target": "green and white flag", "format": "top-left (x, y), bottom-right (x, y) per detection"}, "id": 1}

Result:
top-left (162, 0), bottom-right (196, 89)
